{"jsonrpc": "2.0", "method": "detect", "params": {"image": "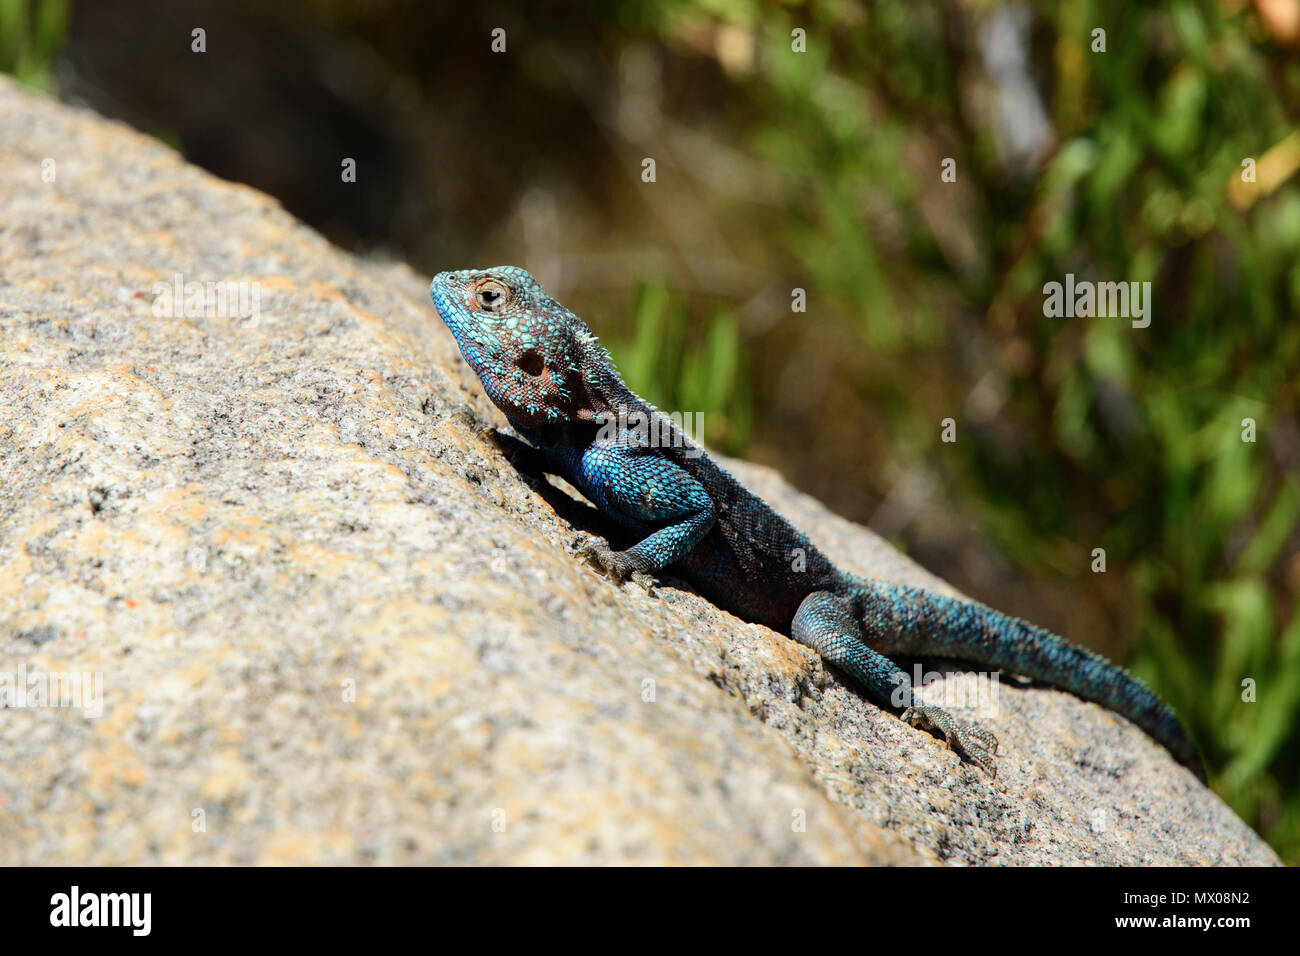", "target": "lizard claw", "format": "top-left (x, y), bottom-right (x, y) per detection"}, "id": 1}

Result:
top-left (902, 704), bottom-right (999, 778)
top-left (628, 570), bottom-right (657, 594)
top-left (575, 534), bottom-right (611, 569)
top-left (575, 535), bottom-right (658, 594)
